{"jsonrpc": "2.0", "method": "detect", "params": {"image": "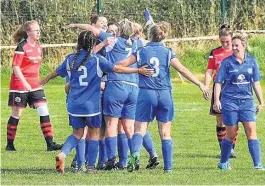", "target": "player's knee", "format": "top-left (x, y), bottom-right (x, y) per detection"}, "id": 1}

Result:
top-left (159, 130), bottom-right (171, 140)
top-left (87, 128), bottom-right (100, 140)
top-left (11, 107), bottom-right (23, 118)
top-left (35, 104), bottom-right (49, 116)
